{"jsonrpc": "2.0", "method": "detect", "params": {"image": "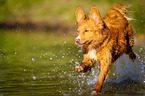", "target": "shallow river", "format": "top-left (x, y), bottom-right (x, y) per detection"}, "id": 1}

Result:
top-left (0, 31), bottom-right (144, 96)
